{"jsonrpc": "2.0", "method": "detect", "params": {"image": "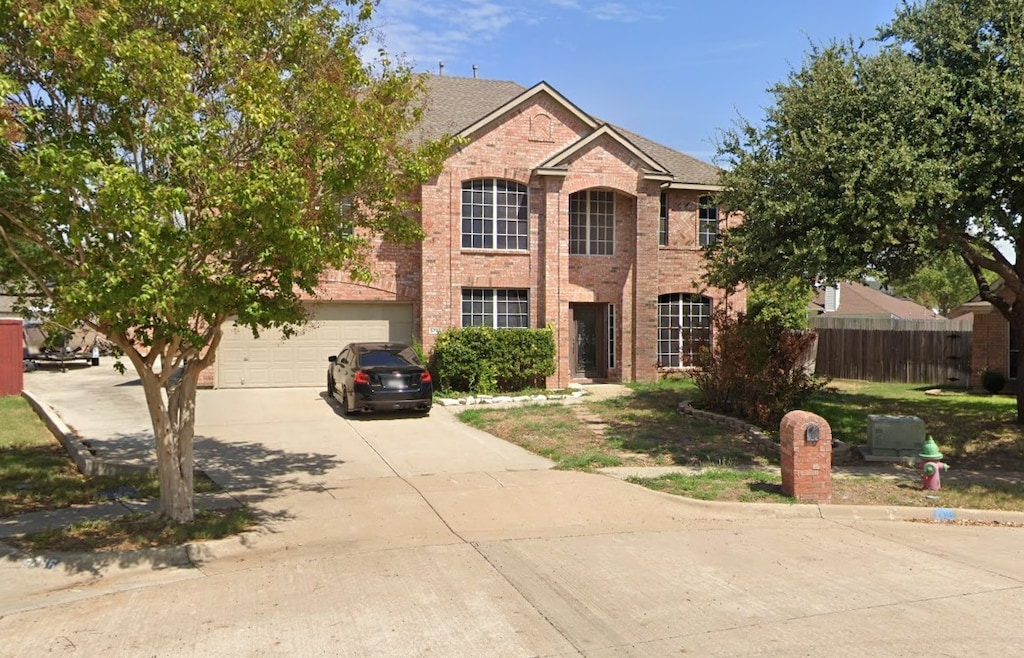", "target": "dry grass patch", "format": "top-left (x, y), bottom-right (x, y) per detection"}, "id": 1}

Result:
top-left (6, 508), bottom-right (258, 553)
